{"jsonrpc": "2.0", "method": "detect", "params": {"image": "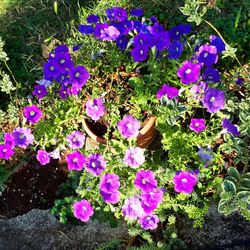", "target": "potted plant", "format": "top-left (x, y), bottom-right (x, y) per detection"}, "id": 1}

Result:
top-left (0, 3), bottom-right (249, 247)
